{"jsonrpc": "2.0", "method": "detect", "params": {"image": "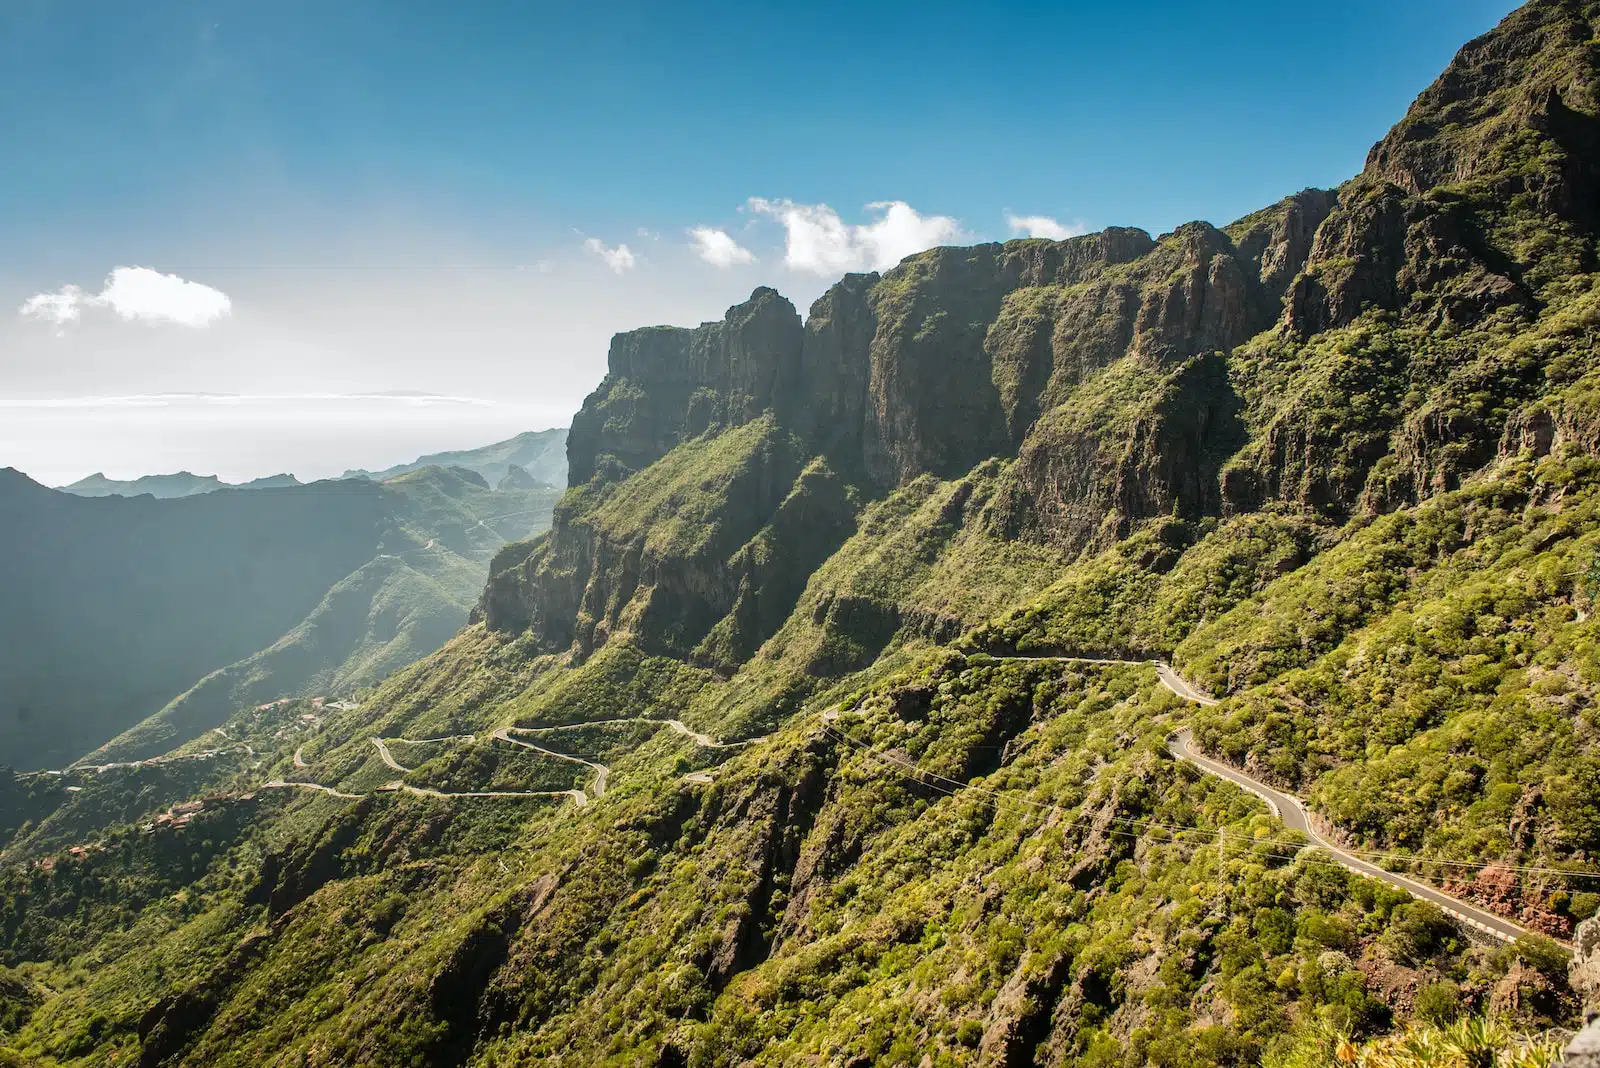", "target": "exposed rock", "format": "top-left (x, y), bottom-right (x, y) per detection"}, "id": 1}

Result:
top-left (496, 463), bottom-right (541, 491)
top-left (1228, 188), bottom-right (1339, 300)
top-left (1572, 916), bottom-right (1600, 1006)
top-left (567, 287), bottom-right (804, 486)
top-left (977, 949), bottom-right (1073, 1068)
top-left (990, 353), bottom-right (1245, 551)
top-left (860, 230), bottom-right (1156, 487)
top-left (1490, 958), bottom-right (1560, 1023)
top-left (1365, 1), bottom-right (1600, 228)
top-left (1564, 1017), bottom-right (1600, 1068)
